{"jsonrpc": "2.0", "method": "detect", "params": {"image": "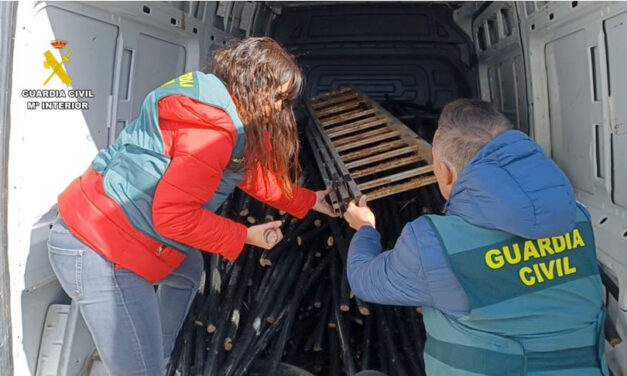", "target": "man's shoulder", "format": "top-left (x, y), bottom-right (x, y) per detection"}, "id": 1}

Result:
top-left (405, 215), bottom-right (471, 316)
top-left (575, 201), bottom-right (592, 221)
top-left (404, 216), bottom-right (448, 266)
